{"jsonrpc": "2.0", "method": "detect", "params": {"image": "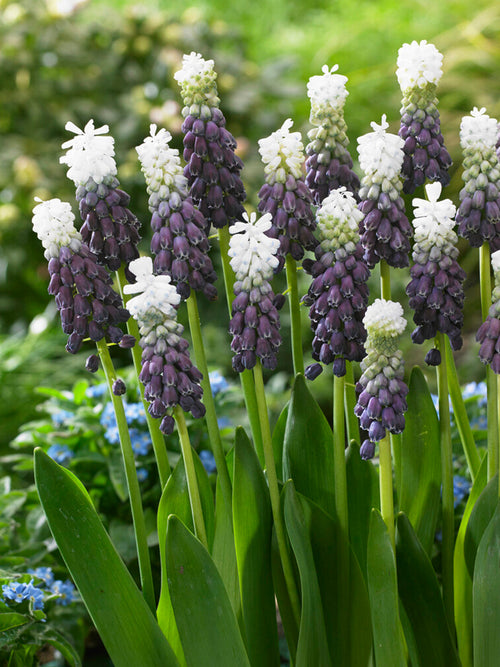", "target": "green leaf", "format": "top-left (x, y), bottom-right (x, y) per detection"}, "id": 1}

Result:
top-left (283, 481), bottom-right (332, 667)
top-left (107, 448), bottom-right (128, 502)
top-left (473, 499), bottom-right (500, 667)
top-left (34, 448), bottom-right (179, 667)
top-left (271, 524), bottom-right (299, 664)
top-left (42, 627), bottom-right (82, 667)
top-left (400, 367), bottom-right (441, 555)
top-left (0, 612), bottom-right (28, 632)
top-left (367, 509), bottom-right (406, 667)
top-left (346, 441), bottom-right (379, 577)
top-left (283, 374), bottom-right (335, 518)
top-left (272, 401), bottom-right (288, 482)
top-left (396, 512), bottom-right (460, 667)
top-left (464, 473), bottom-right (498, 578)
top-left (454, 452), bottom-right (488, 667)
top-left (166, 515), bottom-right (251, 667)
